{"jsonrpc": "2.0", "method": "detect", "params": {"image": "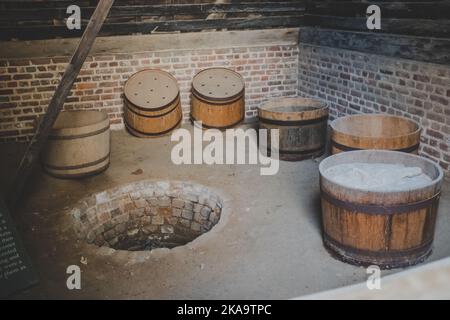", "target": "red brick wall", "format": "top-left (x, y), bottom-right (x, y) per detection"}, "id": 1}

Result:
top-left (298, 44), bottom-right (450, 176)
top-left (0, 45), bottom-right (299, 142)
top-left (4, 39), bottom-right (449, 177)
